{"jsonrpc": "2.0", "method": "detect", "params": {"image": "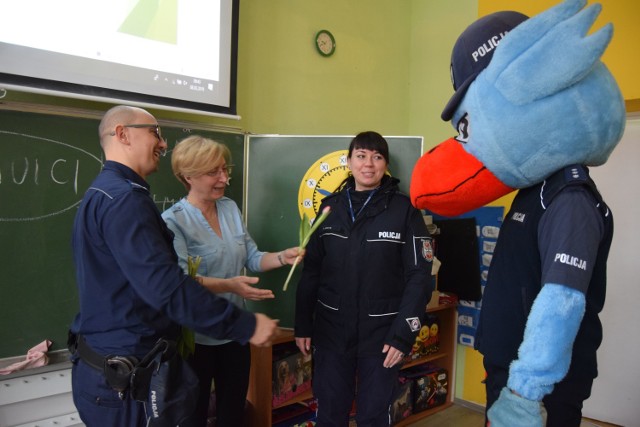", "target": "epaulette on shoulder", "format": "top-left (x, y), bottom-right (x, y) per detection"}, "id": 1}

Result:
top-left (562, 164), bottom-right (589, 185)
top-left (126, 180), bottom-right (150, 194)
top-left (541, 165), bottom-right (602, 209)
